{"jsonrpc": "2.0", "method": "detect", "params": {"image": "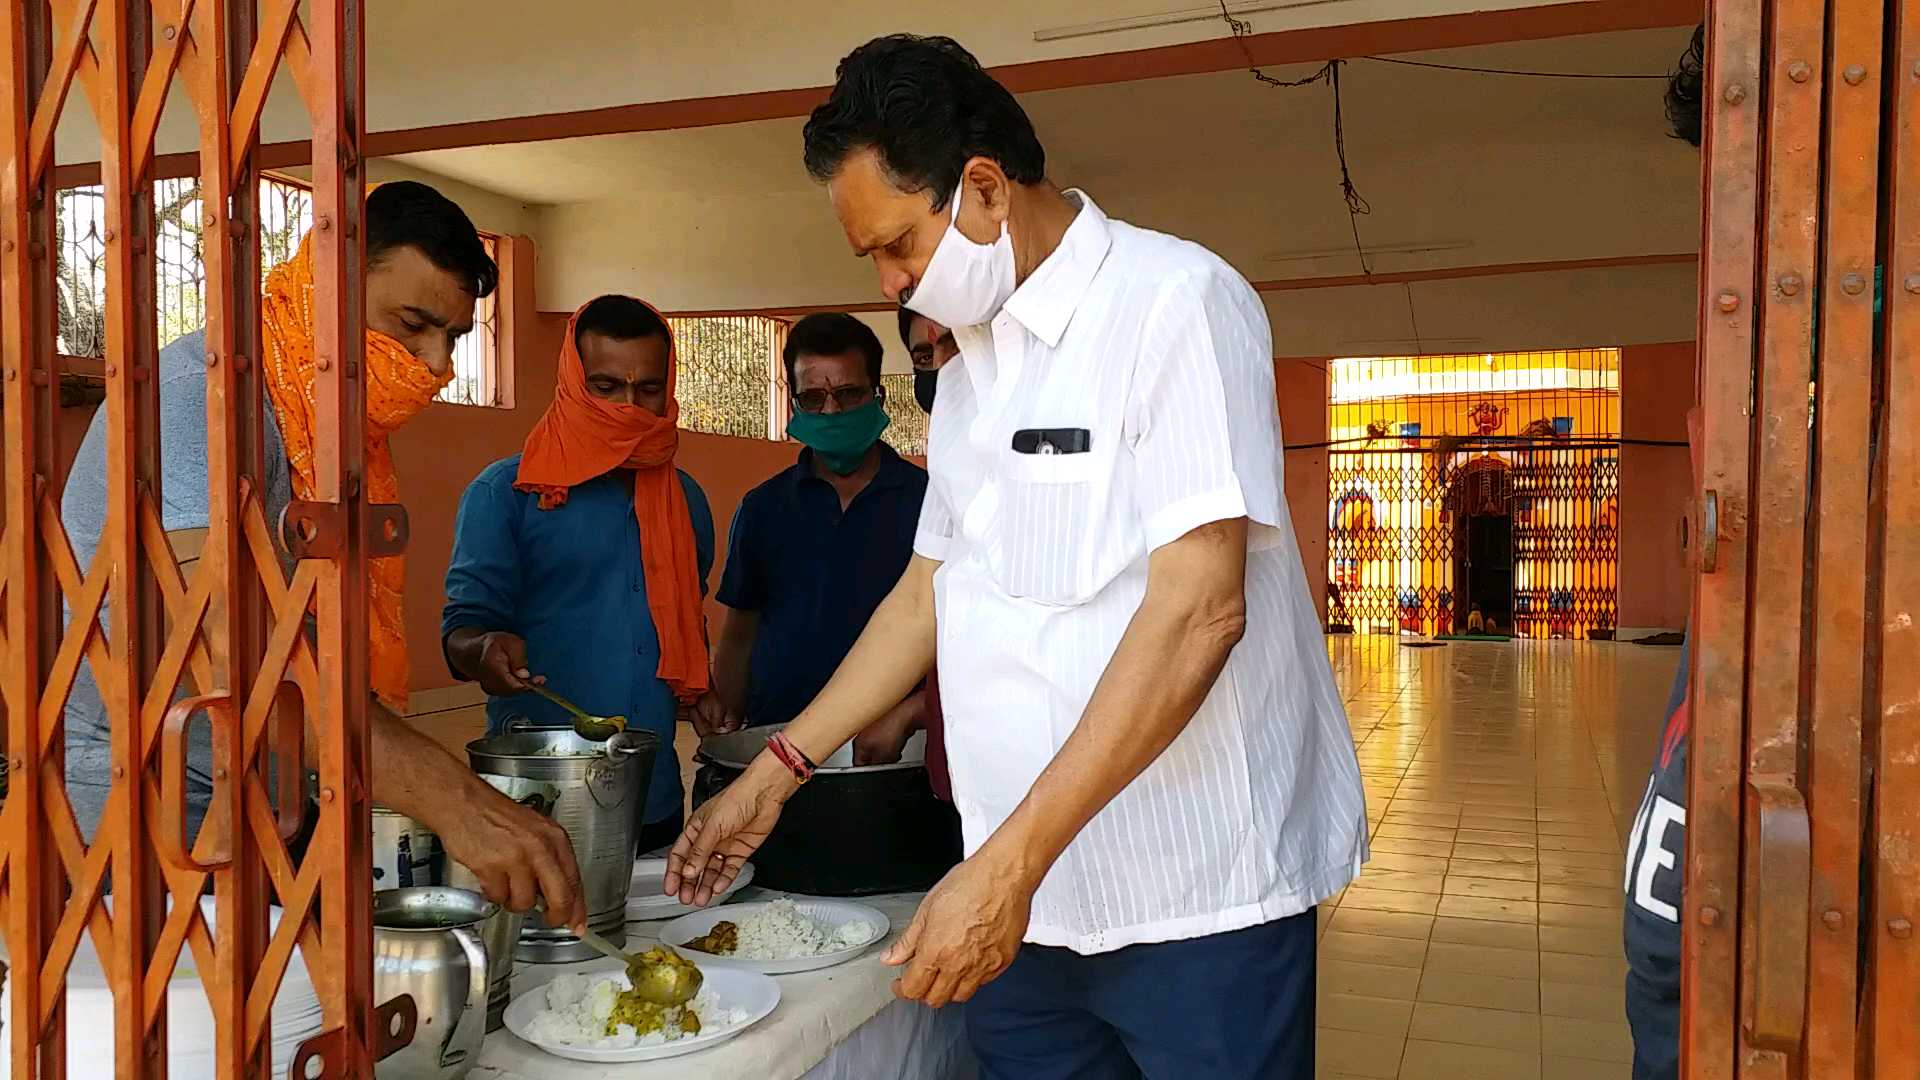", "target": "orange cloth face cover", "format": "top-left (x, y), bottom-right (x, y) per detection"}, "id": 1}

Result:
top-left (513, 302), bottom-right (709, 703)
top-left (261, 231), bottom-right (451, 711)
